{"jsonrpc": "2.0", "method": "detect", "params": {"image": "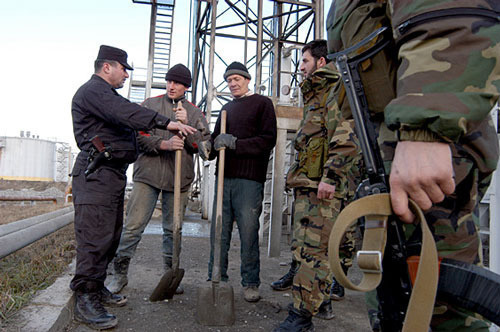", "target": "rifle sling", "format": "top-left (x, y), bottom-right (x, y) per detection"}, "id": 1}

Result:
top-left (328, 193), bottom-right (438, 332)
